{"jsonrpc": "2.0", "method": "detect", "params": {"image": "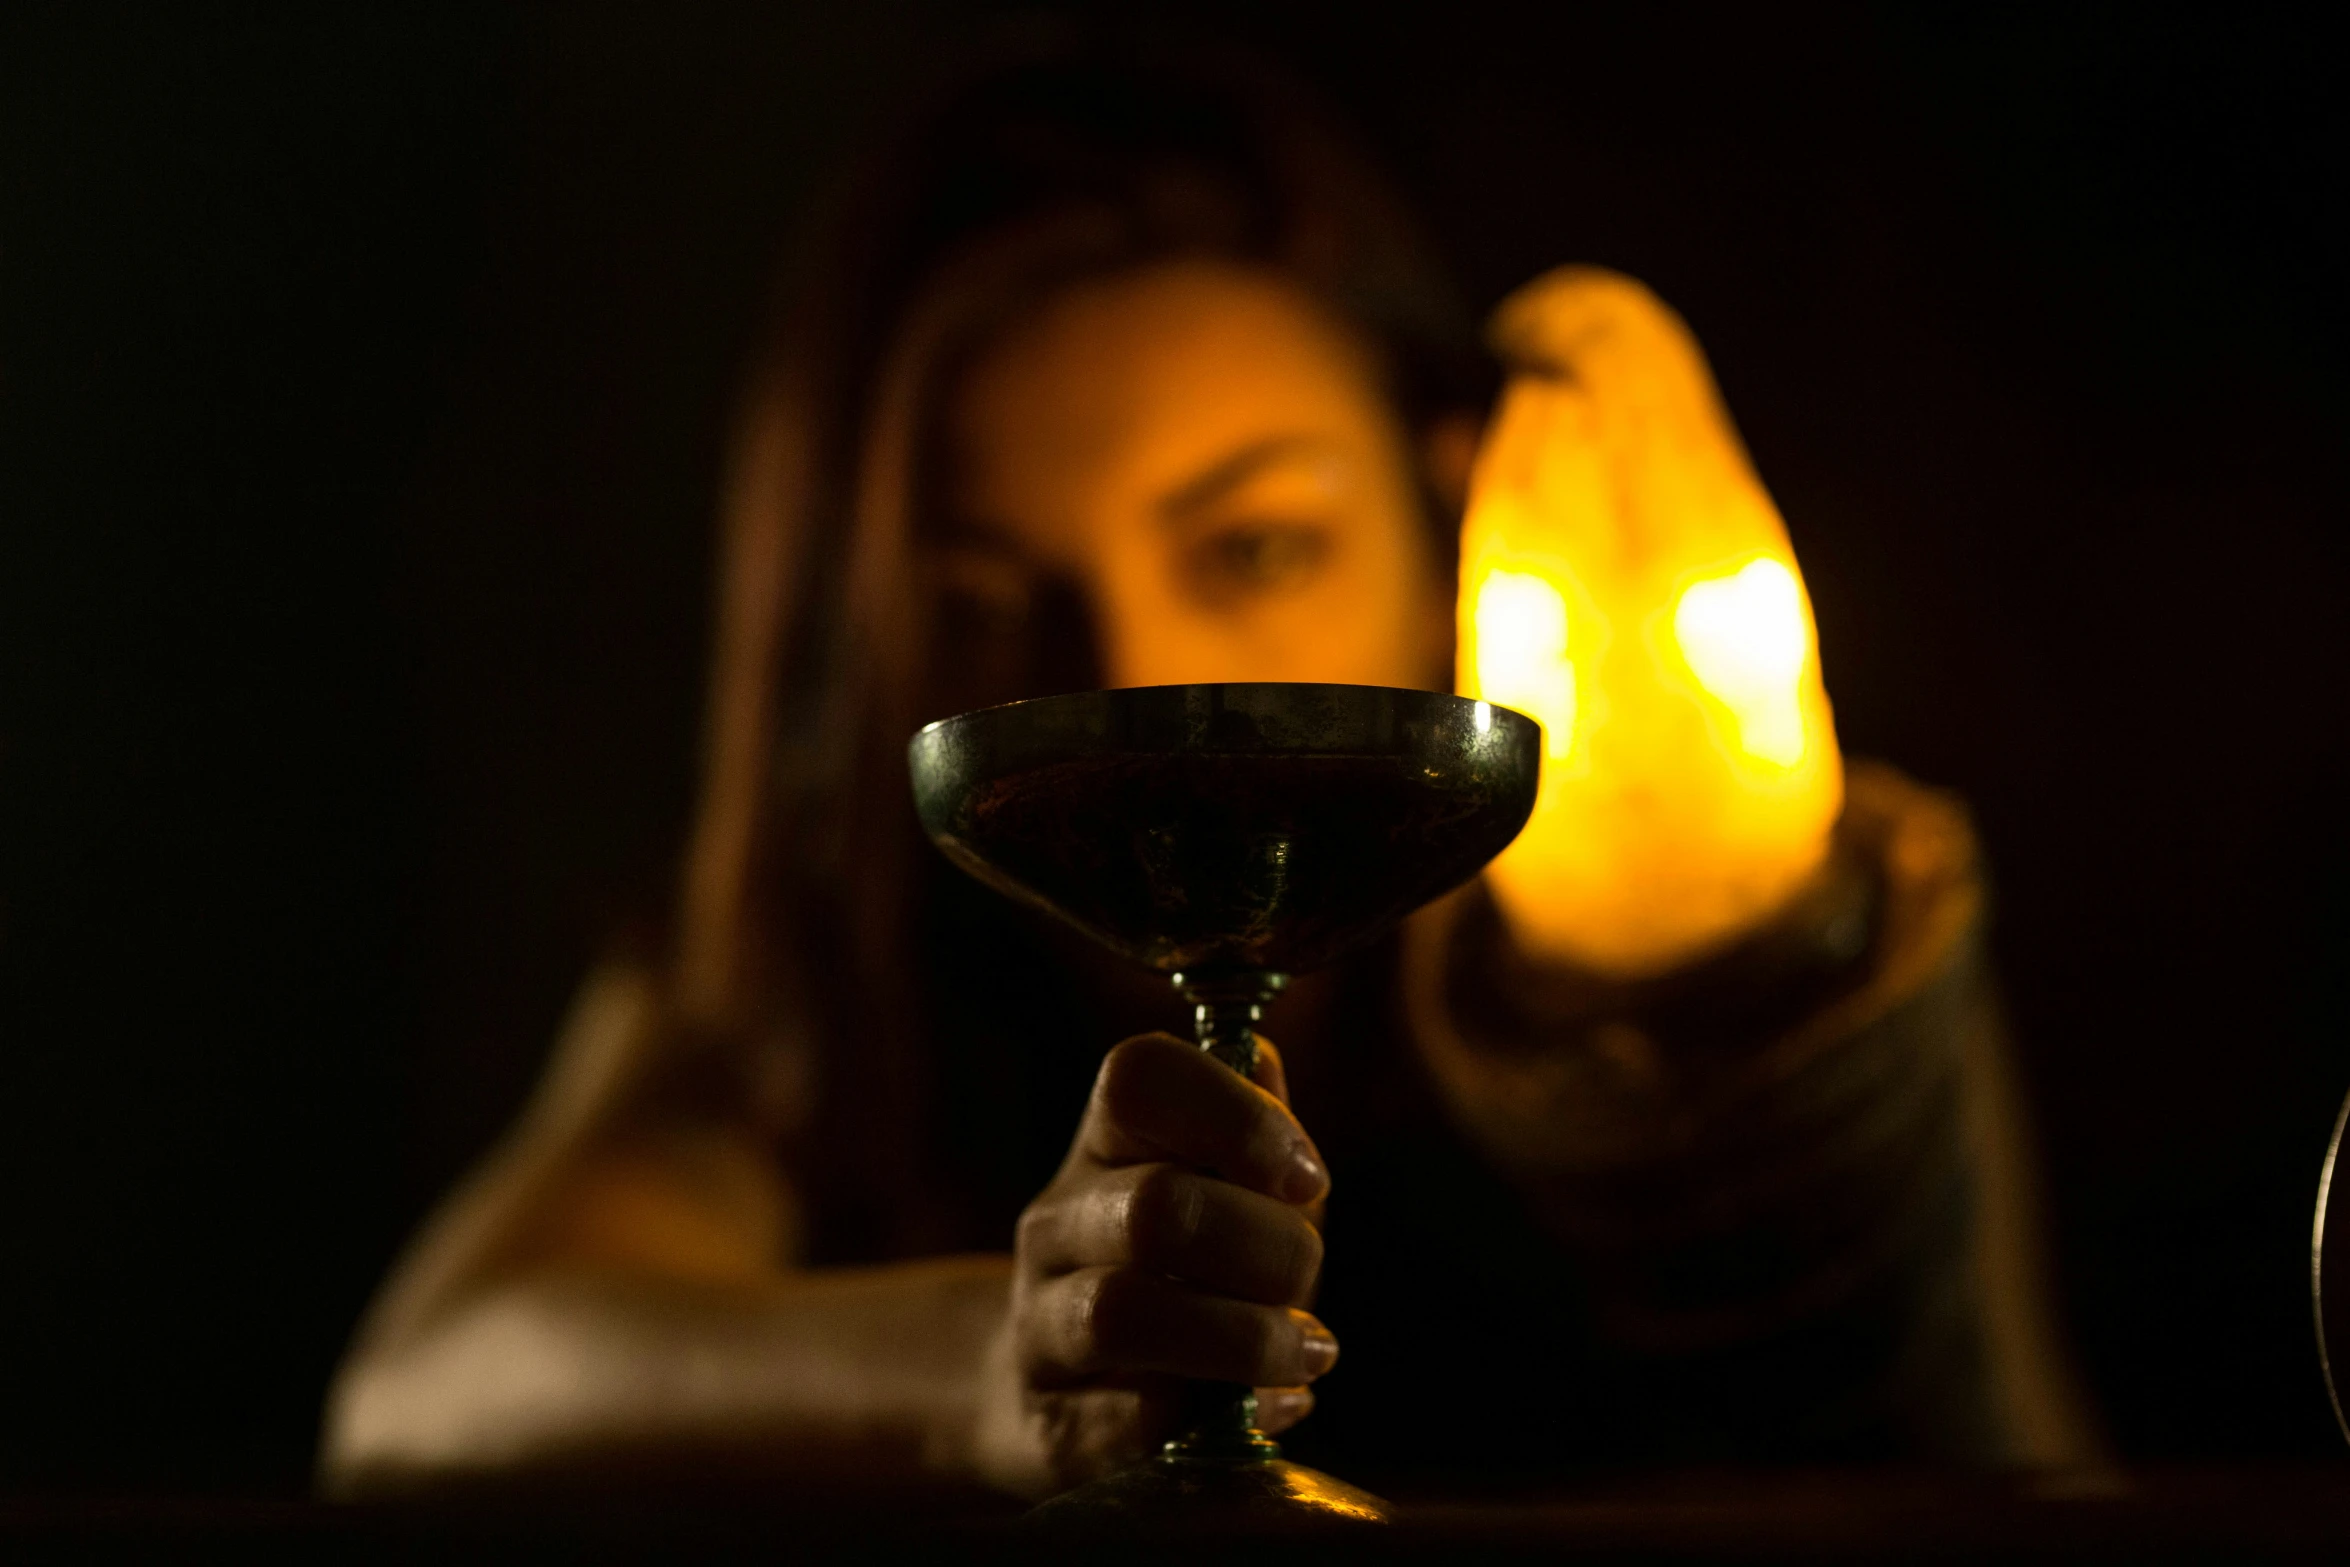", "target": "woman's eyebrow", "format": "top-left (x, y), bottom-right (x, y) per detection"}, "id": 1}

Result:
top-left (1157, 435), bottom-right (1336, 524)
